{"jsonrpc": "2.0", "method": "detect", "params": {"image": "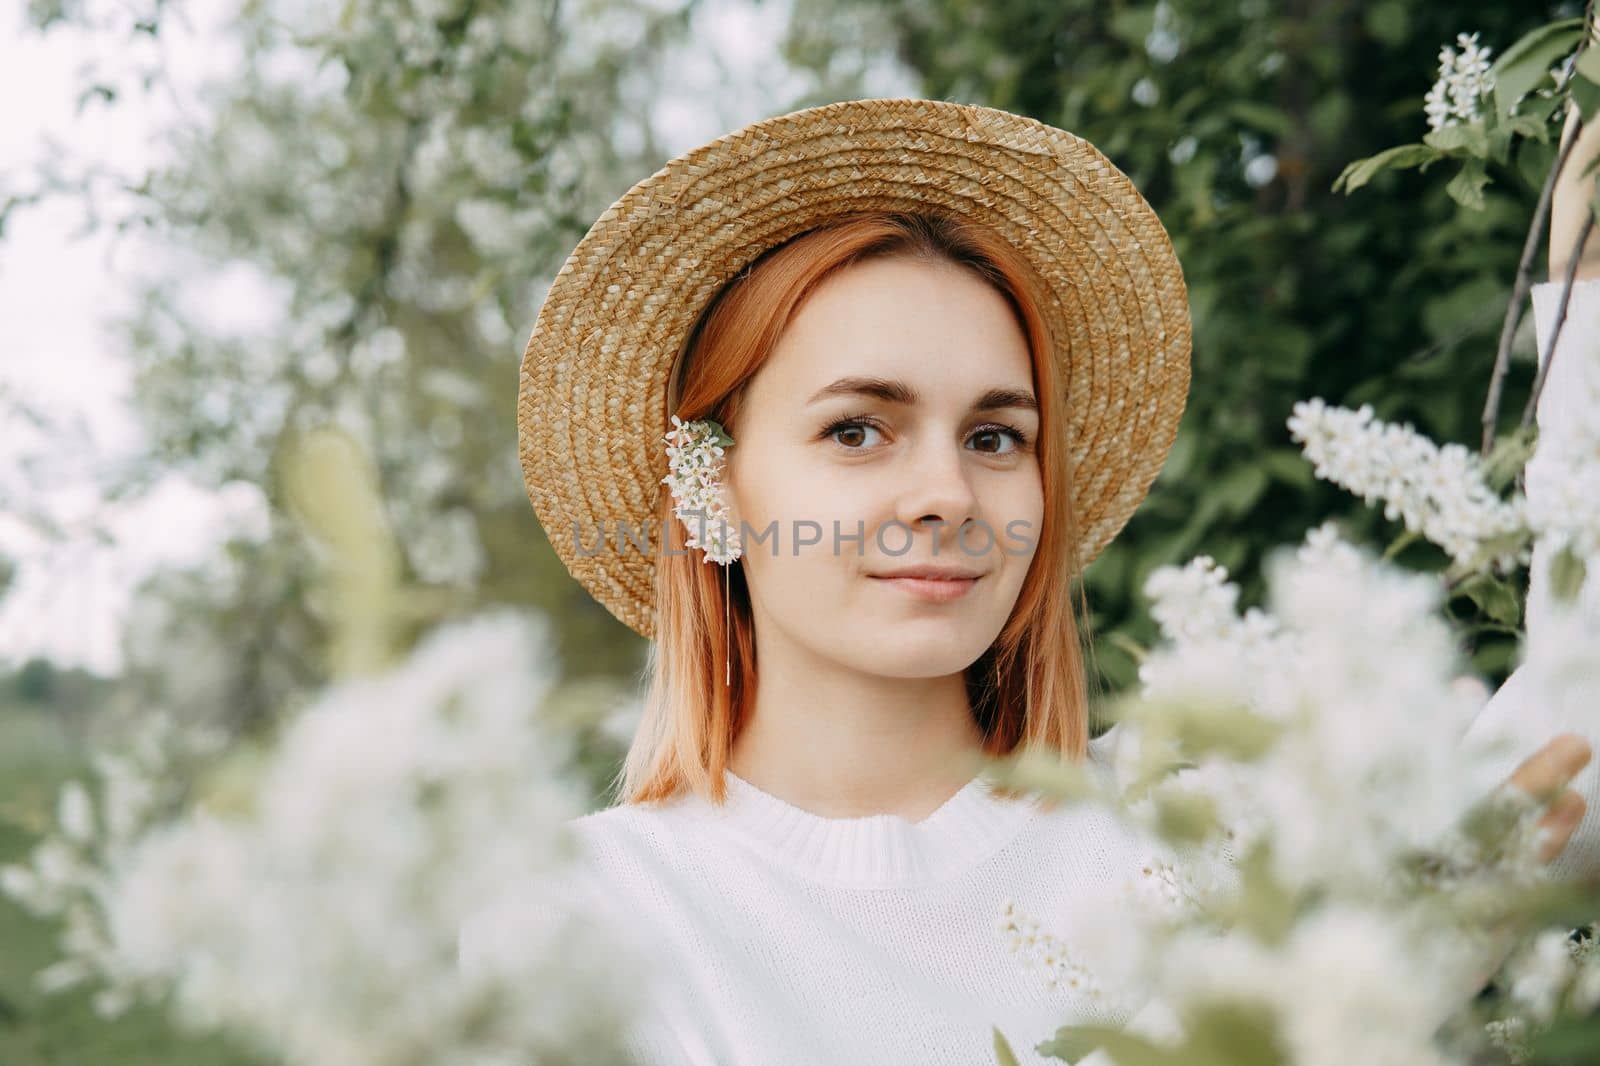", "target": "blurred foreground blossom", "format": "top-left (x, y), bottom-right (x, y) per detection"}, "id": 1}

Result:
top-left (1006, 524), bottom-right (1577, 1064)
top-left (3, 609), bottom-right (652, 1066)
top-left (1015, 280), bottom-right (1600, 1059)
